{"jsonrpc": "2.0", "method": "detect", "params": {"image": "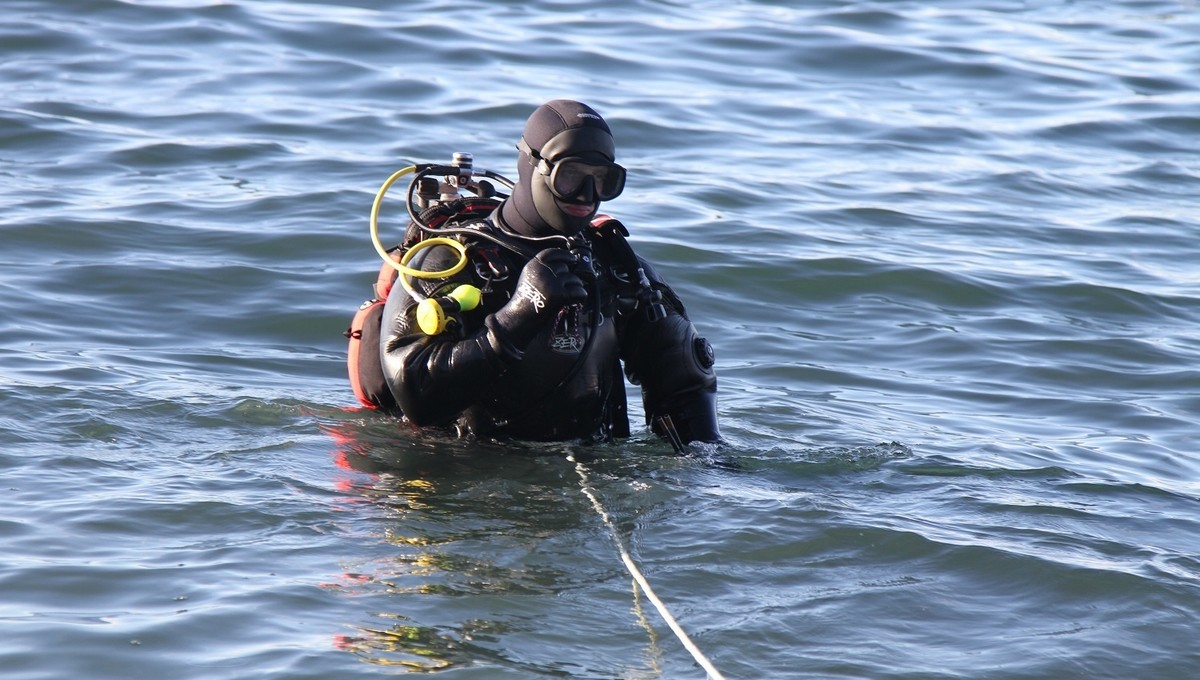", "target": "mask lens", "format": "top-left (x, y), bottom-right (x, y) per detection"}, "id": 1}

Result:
top-left (549, 160), bottom-right (626, 202)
